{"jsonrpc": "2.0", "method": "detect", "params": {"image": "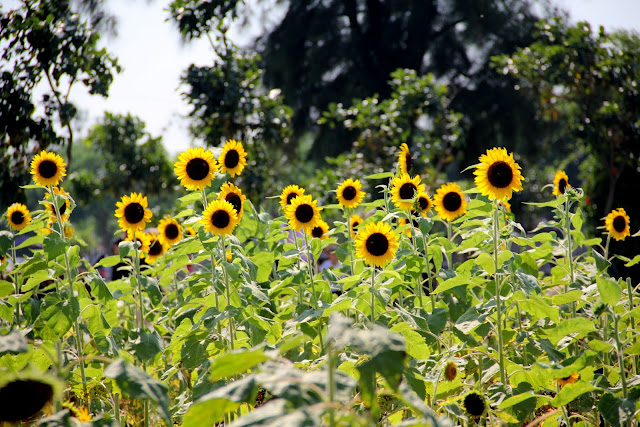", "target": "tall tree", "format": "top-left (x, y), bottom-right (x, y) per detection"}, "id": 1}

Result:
top-left (258, 0), bottom-right (551, 164)
top-left (0, 0), bottom-right (119, 206)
